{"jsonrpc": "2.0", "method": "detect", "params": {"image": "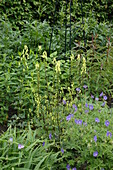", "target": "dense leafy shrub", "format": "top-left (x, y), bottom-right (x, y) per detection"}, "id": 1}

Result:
top-left (1, 0), bottom-right (113, 31)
